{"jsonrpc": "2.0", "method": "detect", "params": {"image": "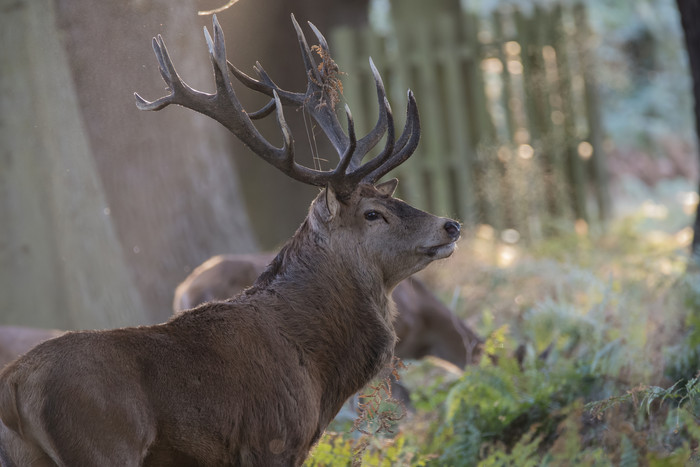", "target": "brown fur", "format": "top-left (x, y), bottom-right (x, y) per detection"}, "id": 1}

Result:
top-left (174, 259), bottom-right (482, 368)
top-left (0, 327), bottom-right (64, 370)
top-left (0, 183), bottom-right (459, 466)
